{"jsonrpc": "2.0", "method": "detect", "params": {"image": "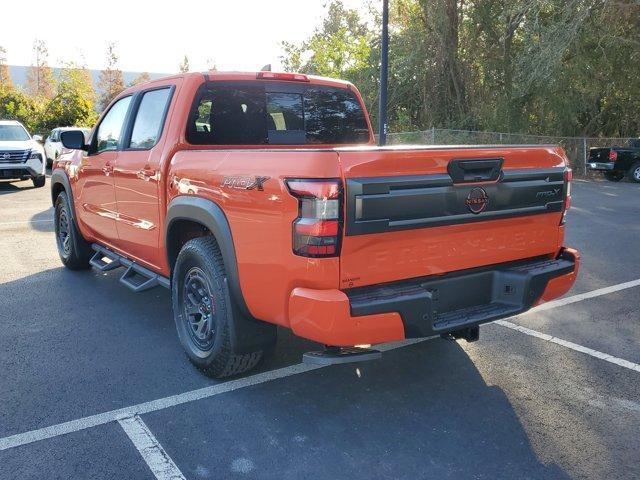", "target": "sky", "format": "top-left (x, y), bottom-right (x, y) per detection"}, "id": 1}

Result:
top-left (1, 0), bottom-right (368, 74)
